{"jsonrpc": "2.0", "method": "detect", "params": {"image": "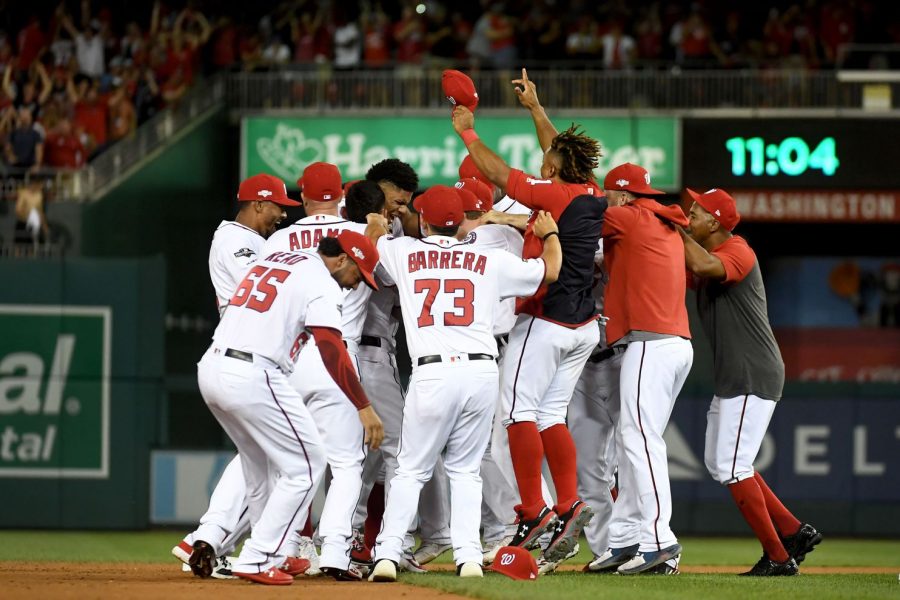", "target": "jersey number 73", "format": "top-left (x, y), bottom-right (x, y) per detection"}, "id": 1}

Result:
top-left (415, 278), bottom-right (474, 327)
